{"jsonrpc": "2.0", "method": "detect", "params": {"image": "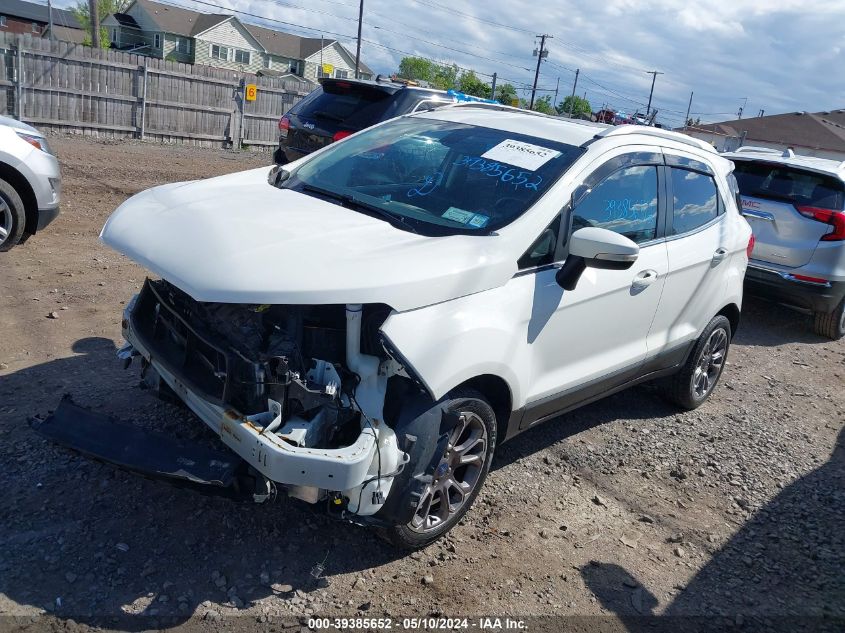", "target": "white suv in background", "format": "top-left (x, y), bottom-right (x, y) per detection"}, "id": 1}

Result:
top-left (0, 115), bottom-right (61, 251)
top-left (725, 147), bottom-right (845, 339)
top-left (40, 106), bottom-right (752, 548)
